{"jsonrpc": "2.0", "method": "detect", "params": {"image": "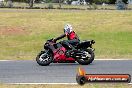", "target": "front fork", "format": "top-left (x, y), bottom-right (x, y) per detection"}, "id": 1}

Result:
top-left (41, 49), bottom-right (49, 54)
